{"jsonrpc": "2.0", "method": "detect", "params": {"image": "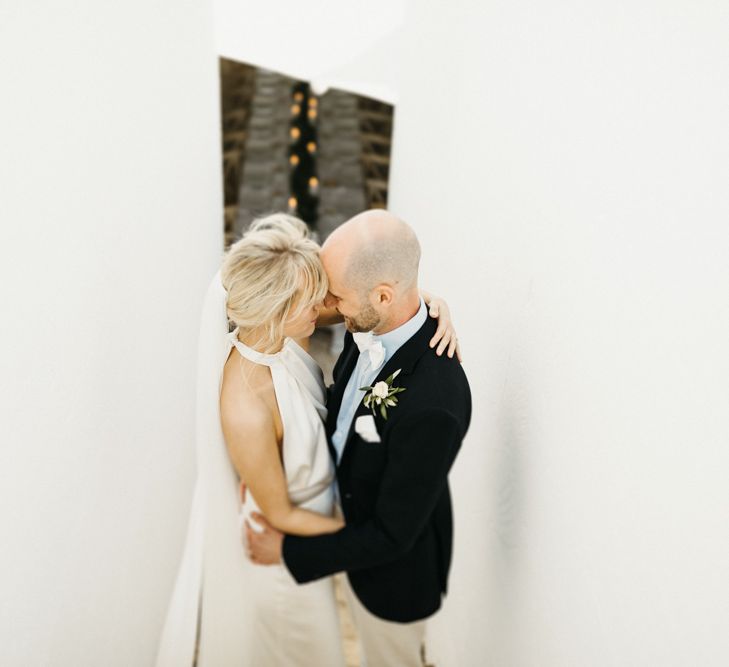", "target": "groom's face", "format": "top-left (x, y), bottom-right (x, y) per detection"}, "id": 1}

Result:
top-left (324, 281), bottom-right (381, 333)
top-left (322, 248), bottom-right (381, 333)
